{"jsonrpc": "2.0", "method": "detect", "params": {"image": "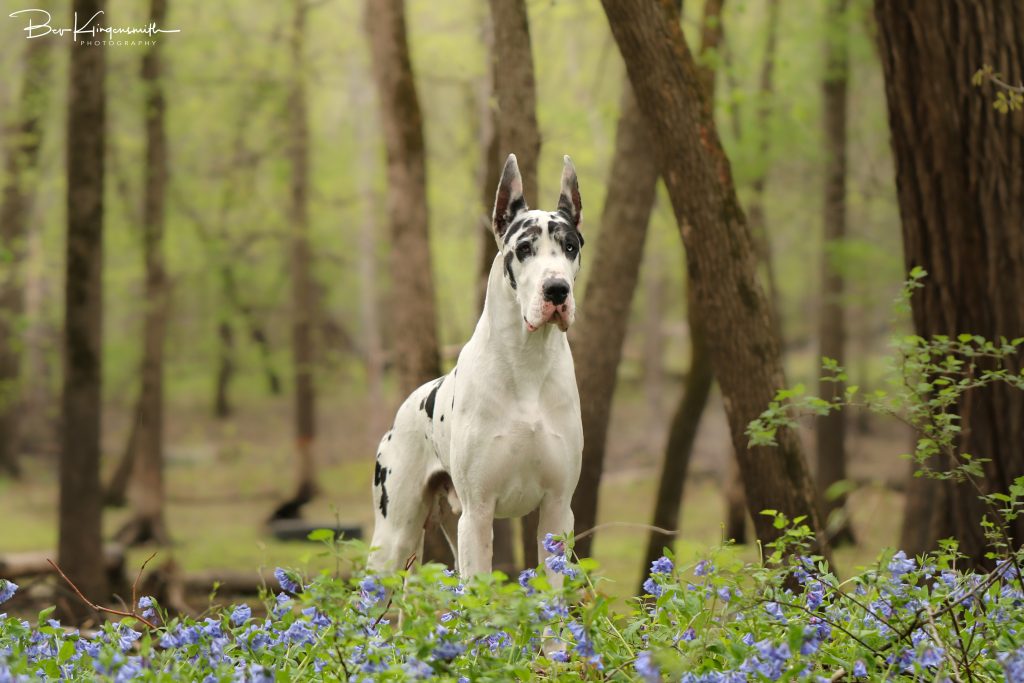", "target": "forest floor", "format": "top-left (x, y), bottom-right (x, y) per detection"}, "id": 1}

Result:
top-left (0, 368), bottom-right (911, 608)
